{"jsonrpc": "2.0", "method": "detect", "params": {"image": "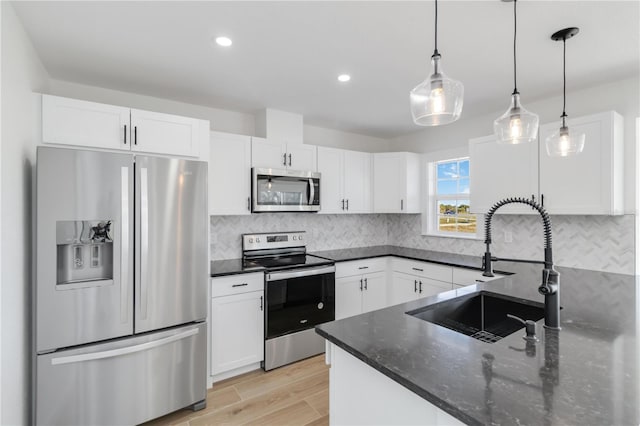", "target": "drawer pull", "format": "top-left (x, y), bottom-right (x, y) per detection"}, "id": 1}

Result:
top-left (412, 267), bottom-right (424, 272)
top-left (358, 266), bottom-right (369, 270)
top-left (475, 279), bottom-right (486, 283)
top-left (232, 283), bottom-right (248, 287)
